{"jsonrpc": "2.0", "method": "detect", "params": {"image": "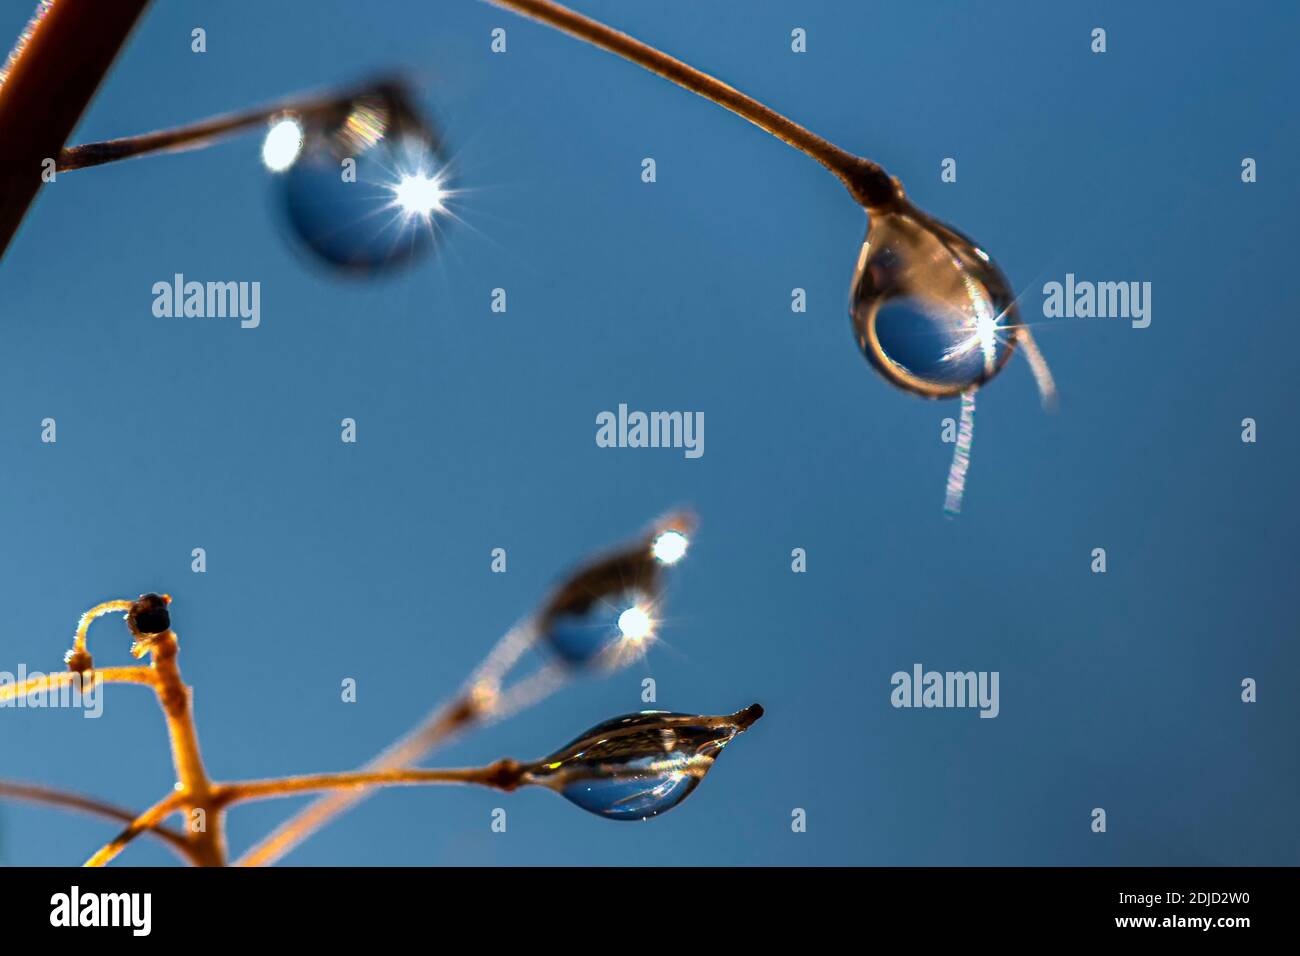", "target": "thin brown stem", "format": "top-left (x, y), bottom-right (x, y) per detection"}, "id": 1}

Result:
top-left (0, 780), bottom-right (194, 861)
top-left (217, 759), bottom-right (525, 808)
top-left (487, 0), bottom-right (901, 209)
top-left (234, 691), bottom-right (482, 866)
top-left (55, 83), bottom-right (378, 172)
